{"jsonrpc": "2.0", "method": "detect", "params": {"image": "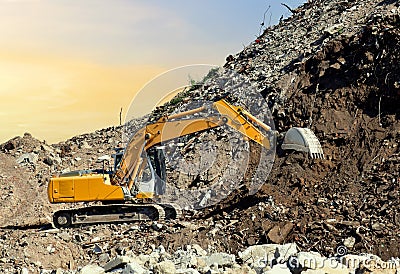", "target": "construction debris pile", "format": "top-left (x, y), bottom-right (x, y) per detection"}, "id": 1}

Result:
top-left (0, 0), bottom-right (399, 273)
top-left (41, 243), bottom-right (400, 274)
